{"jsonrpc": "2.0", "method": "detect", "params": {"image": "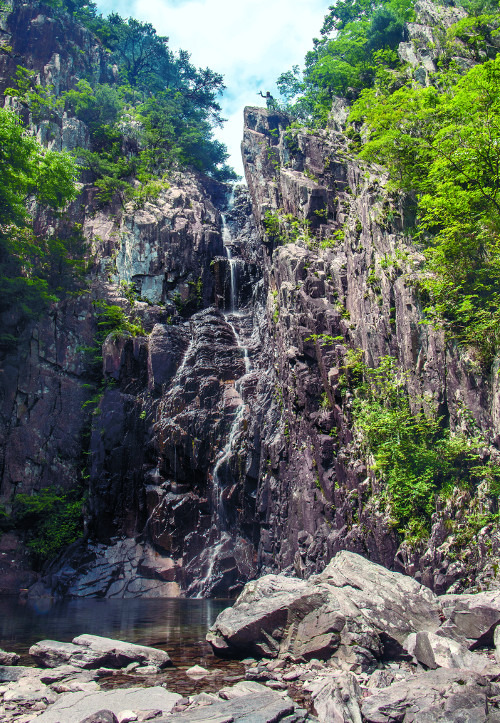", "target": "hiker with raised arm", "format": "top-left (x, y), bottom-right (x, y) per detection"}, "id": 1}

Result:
top-left (258, 90), bottom-right (276, 109)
